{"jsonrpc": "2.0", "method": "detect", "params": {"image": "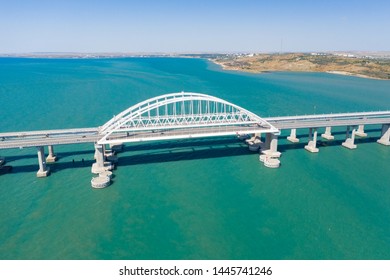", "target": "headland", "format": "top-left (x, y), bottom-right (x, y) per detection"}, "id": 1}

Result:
top-left (211, 52), bottom-right (390, 80)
